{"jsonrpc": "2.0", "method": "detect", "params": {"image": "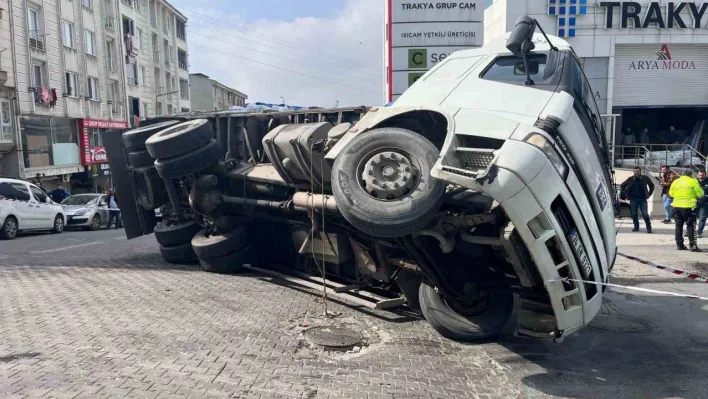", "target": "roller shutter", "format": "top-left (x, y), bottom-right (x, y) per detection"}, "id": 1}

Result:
top-left (613, 44), bottom-right (708, 107)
